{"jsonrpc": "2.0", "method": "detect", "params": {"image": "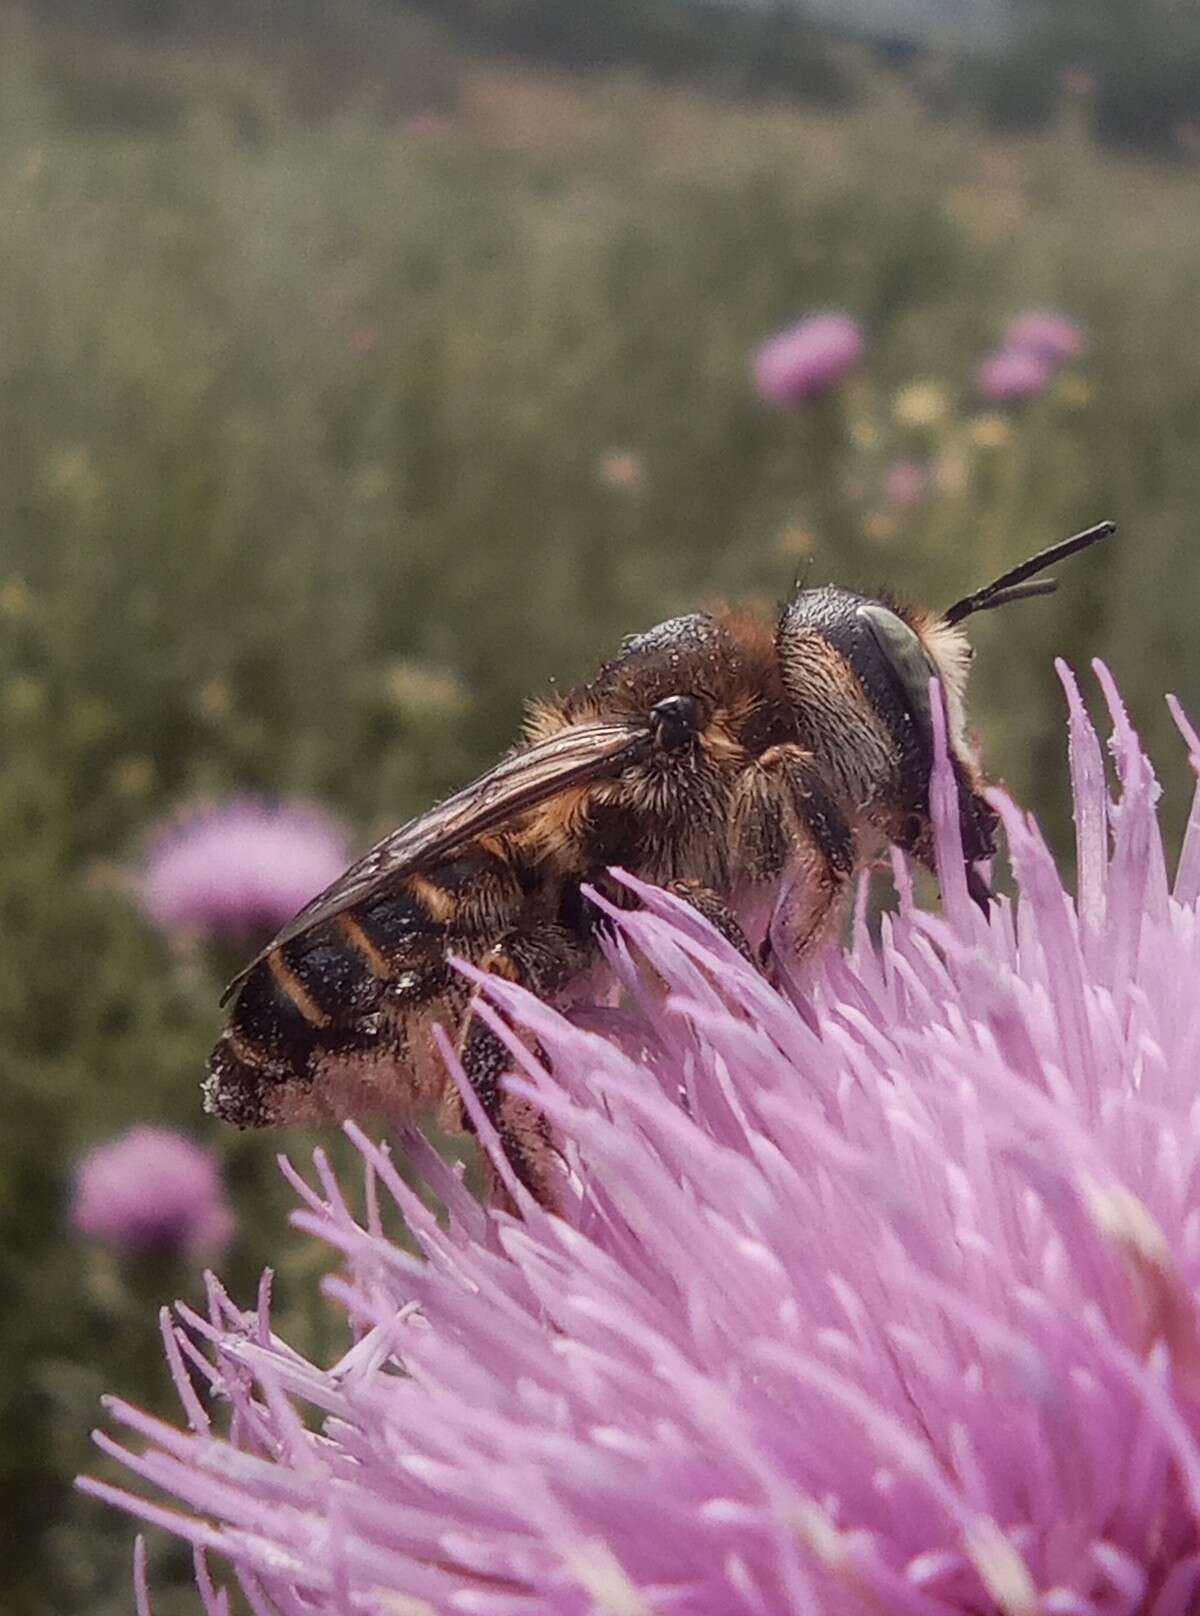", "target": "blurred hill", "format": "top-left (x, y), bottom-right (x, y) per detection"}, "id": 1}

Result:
top-left (13, 0), bottom-right (1200, 149)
